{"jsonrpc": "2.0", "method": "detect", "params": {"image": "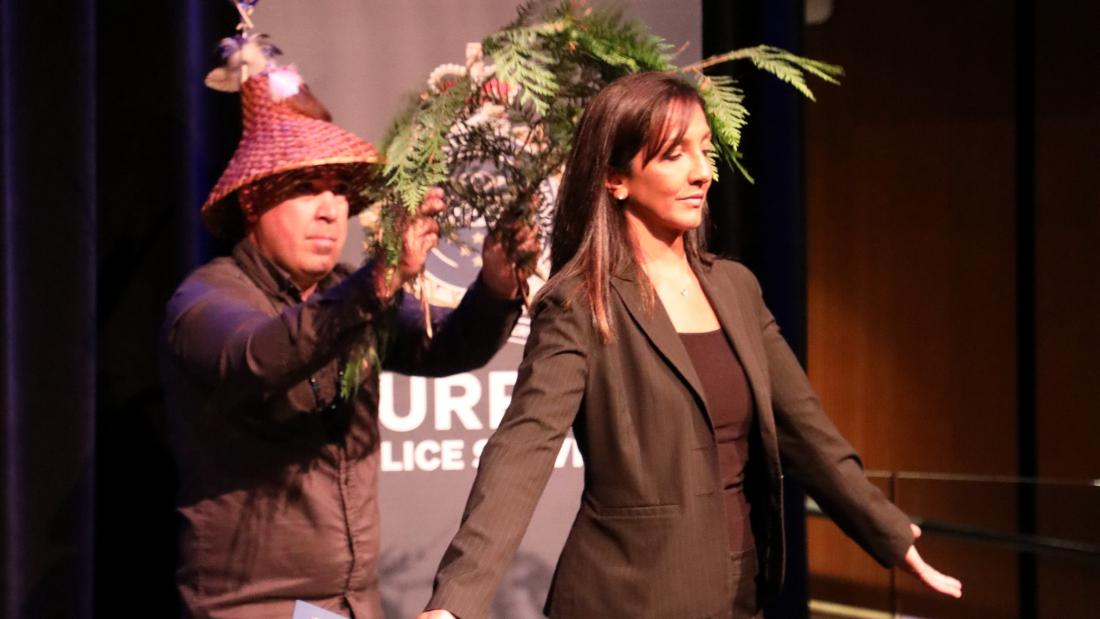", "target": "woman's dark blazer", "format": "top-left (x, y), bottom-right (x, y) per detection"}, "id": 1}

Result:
top-left (427, 256), bottom-right (914, 619)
